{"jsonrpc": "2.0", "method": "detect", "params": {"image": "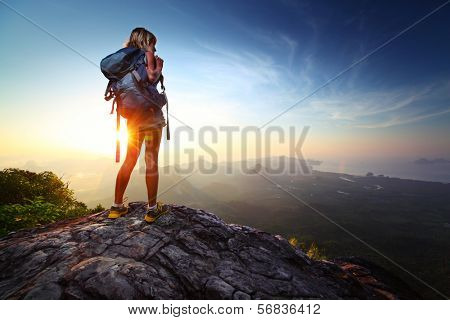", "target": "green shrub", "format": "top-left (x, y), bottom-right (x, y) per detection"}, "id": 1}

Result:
top-left (288, 236), bottom-right (299, 247)
top-left (0, 196), bottom-right (89, 236)
top-left (306, 242), bottom-right (327, 260)
top-left (0, 168), bottom-right (100, 237)
top-left (90, 203), bottom-right (106, 213)
top-left (288, 235), bottom-right (327, 260)
top-left (0, 168), bottom-right (78, 207)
